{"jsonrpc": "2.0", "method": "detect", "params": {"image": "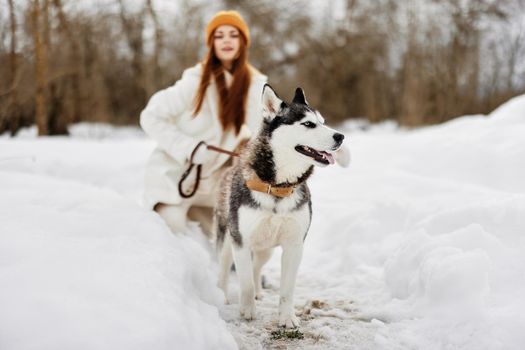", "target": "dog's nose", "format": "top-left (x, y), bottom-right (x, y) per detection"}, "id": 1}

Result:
top-left (333, 133), bottom-right (344, 143)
